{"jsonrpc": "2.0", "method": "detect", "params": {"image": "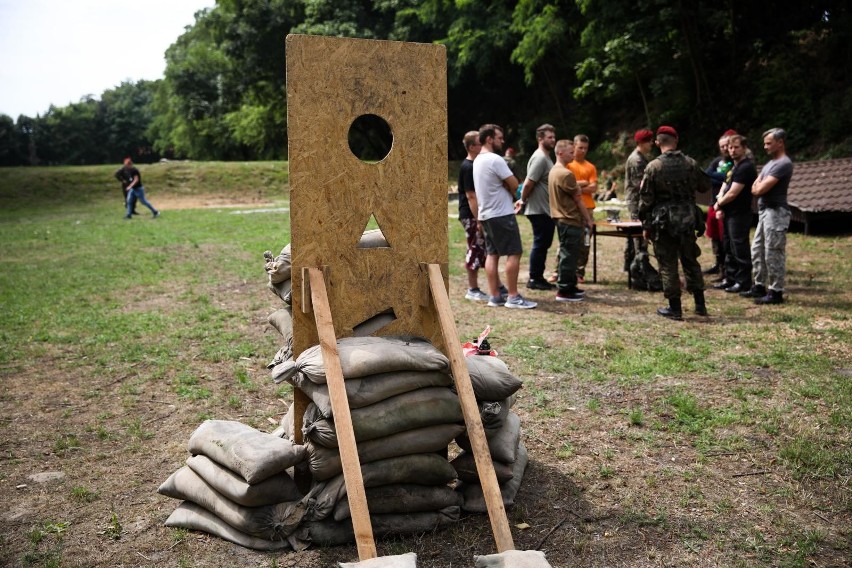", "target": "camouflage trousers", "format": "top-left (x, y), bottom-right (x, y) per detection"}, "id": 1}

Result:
top-left (751, 206), bottom-right (791, 292)
top-left (651, 232), bottom-right (704, 300)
